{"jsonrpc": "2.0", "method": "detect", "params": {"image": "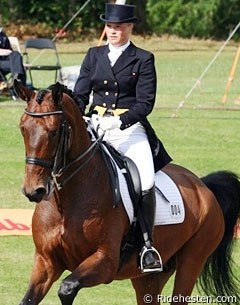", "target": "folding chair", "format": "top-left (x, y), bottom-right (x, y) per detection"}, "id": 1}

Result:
top-left (24, 38), bottom-right (62, 89)
top-left (0, 36), bottom-right (21, 99)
